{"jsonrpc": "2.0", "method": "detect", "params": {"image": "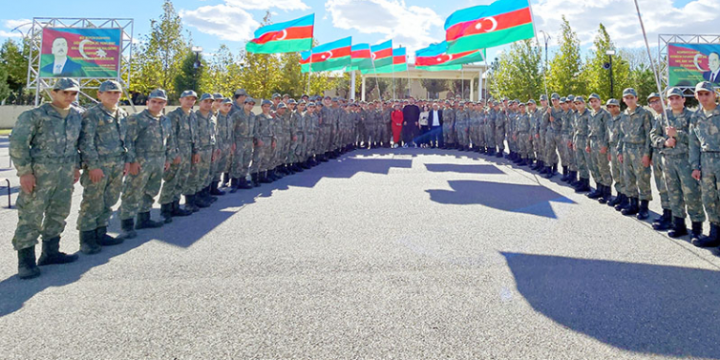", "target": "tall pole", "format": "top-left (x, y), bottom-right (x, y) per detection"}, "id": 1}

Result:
top-left (633, 0), bottom-right (668, 115)
top-left (609, 54), bottom-right (614, 99)
top-left (350, 71), bottom-right (356, 100)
